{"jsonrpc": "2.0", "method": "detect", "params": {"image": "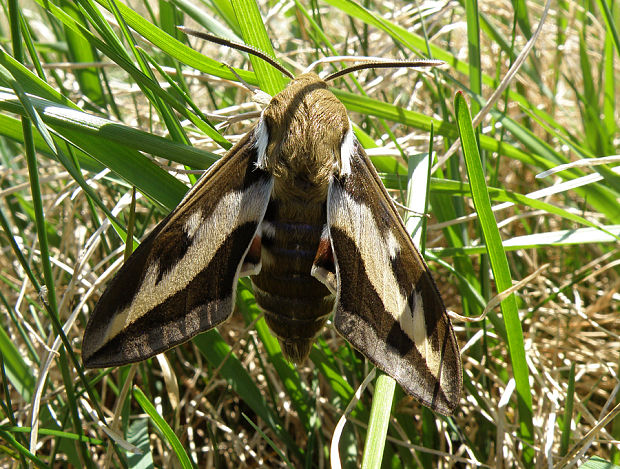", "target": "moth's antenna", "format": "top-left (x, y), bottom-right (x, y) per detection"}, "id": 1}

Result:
top-left (324, 59), bottom-right (445, 82)
top-left (178, 26), bottom-right (295, 80)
